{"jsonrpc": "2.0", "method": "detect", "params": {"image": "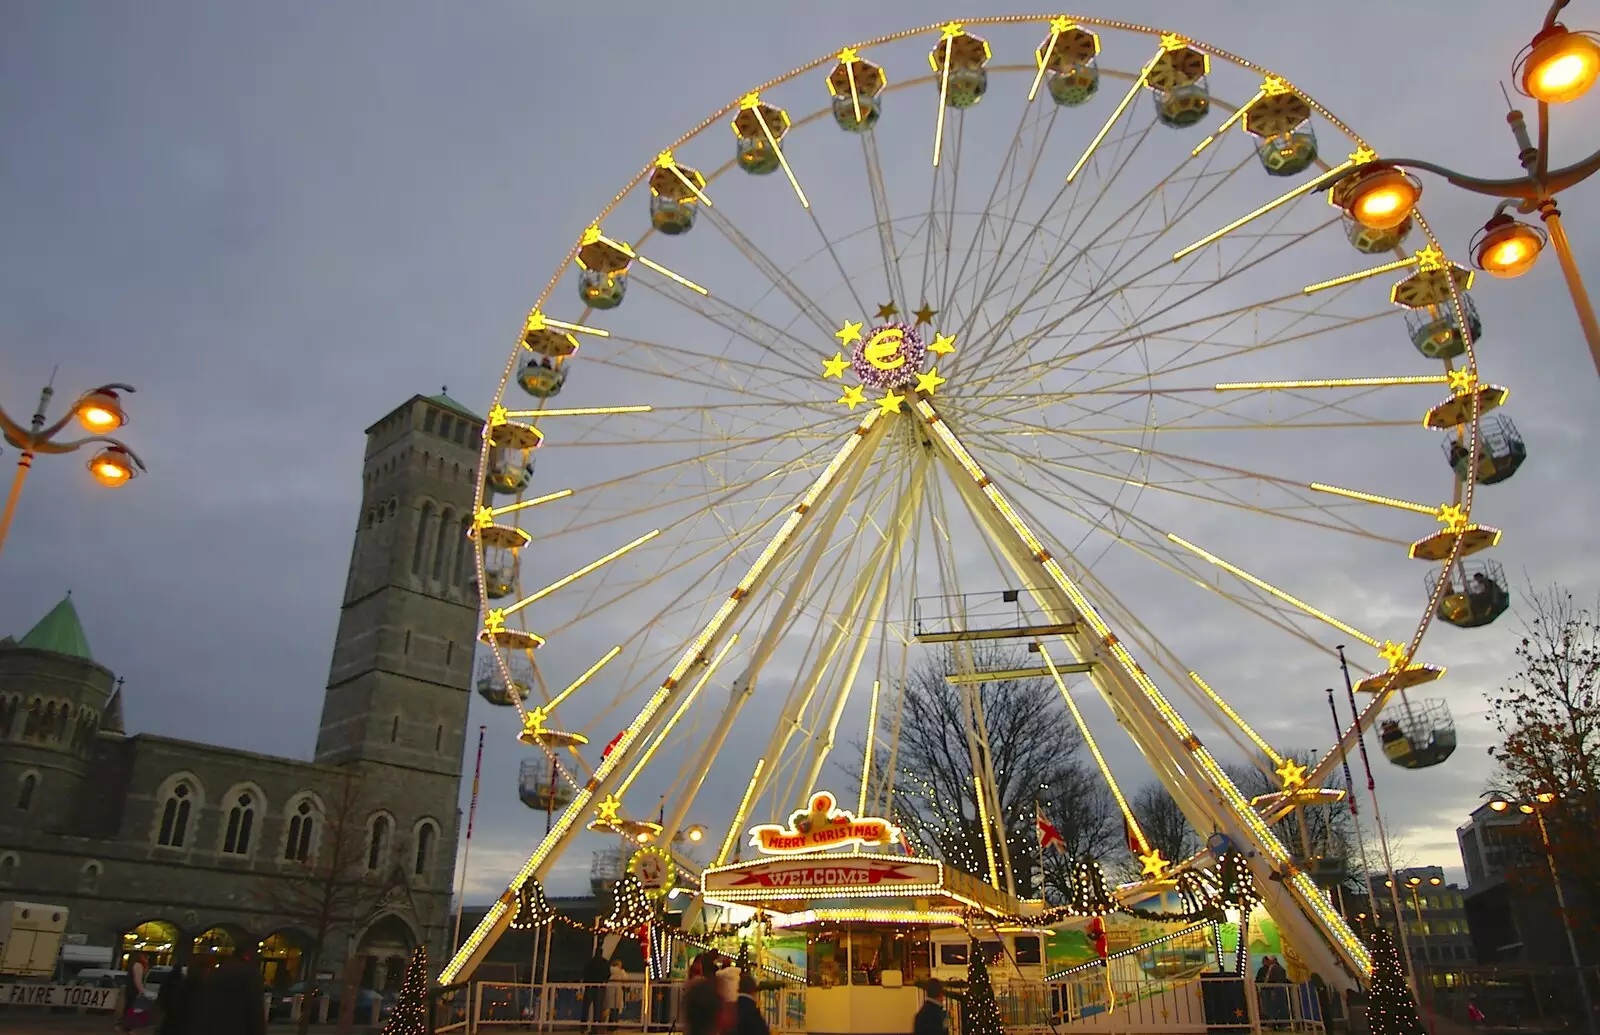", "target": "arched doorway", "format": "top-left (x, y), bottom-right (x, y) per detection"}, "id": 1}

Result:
top-left (191, 925), bottom-right (241, 961)
top-left (355, 914), bottom-right (416, 996)
top-left (119, 920), bottom-right (180, 969)
top-left (258, 929), bottom-right (308, 992)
